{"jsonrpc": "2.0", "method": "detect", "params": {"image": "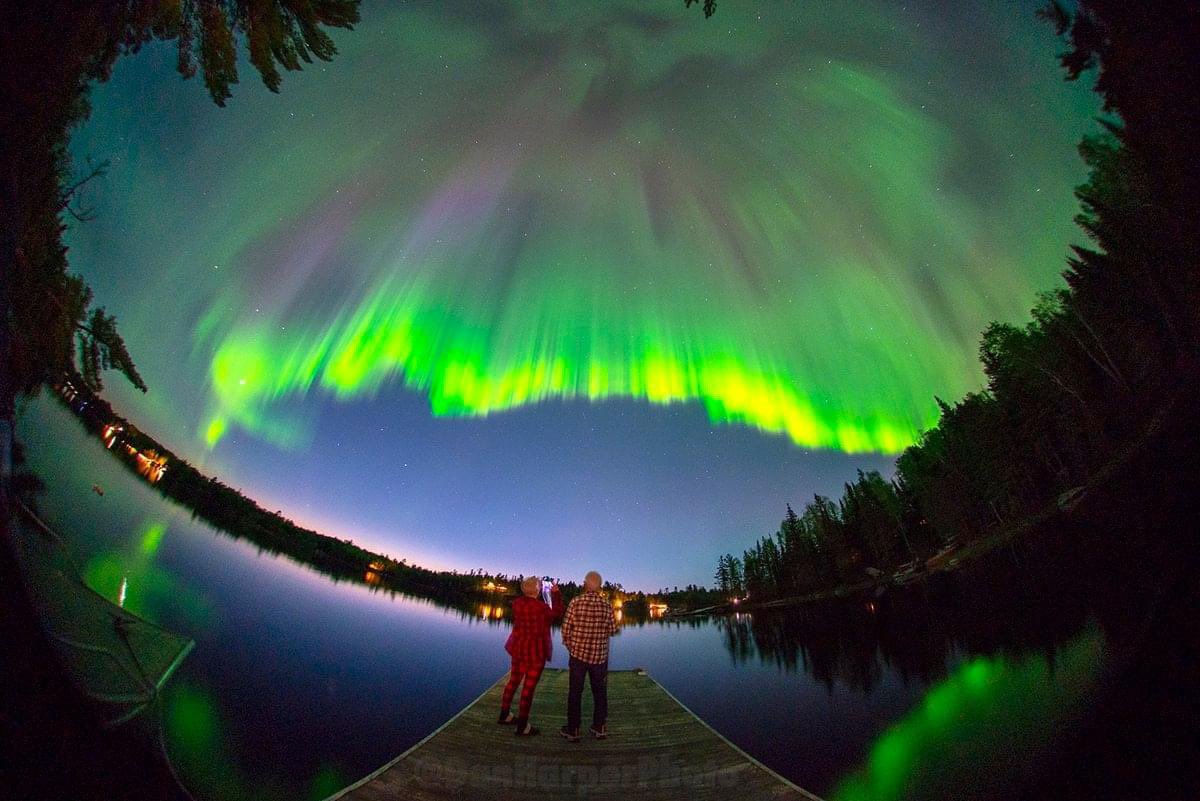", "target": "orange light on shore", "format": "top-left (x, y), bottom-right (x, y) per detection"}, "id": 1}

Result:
top-left (365, 560), bottom-right (387, 585)
top-left (478, 604), bottom-right (505, 620)
top-left (102, 423), bottom-right (123, 448)
top-left (134, 448), bottom-right (168, 483)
